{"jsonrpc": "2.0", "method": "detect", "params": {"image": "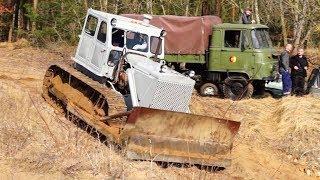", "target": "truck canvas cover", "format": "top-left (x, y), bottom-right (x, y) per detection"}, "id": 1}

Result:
top-left (122, 14), bottom-right (222, 55)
